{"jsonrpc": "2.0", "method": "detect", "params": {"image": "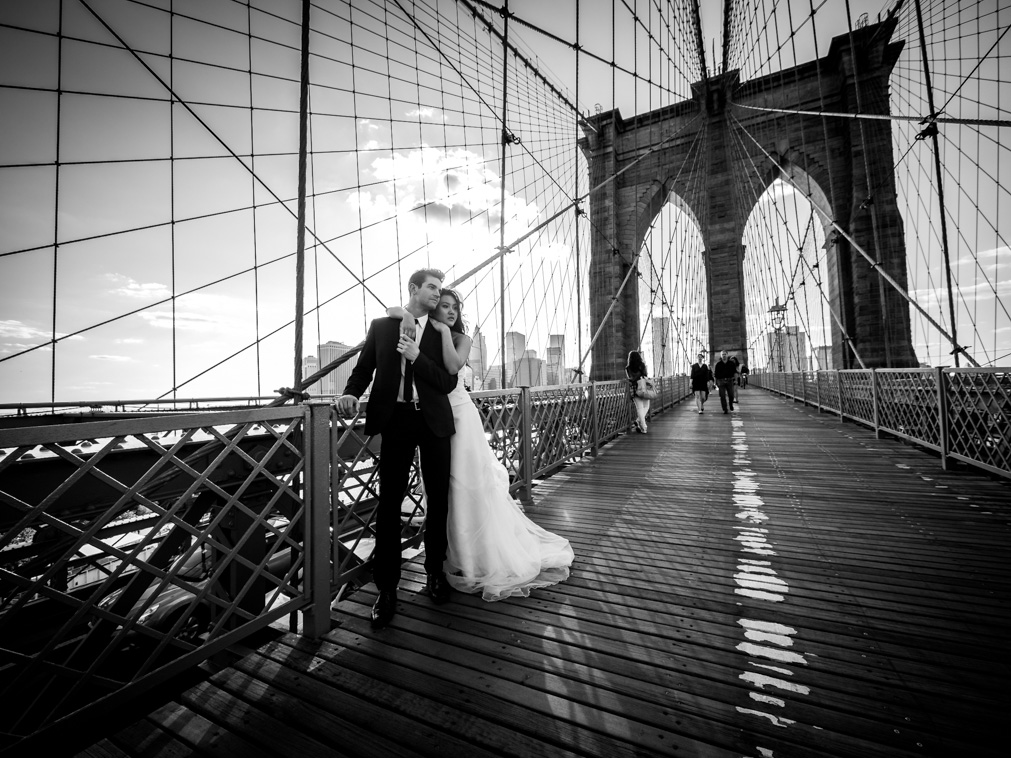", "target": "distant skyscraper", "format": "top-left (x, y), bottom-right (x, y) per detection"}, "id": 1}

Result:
top-left (315, 341), bottom-right (358, 396)
top-left (515, 349), bottom-right (544, 386)
top-left (505, 331), bottom-right (525, 365)
top-left (812, 344), bottom-right (832, 371)
top-left (504, 331), bottom-right (526, 387)
top-left (546, 334), bottom-right (565, 385)
top-left (486, 365), bottom-right (502, 390)
top-left (470, 327), bottom-right (488, 389)
top-left (651, 317), bottom-right (674, 376)
top-left (766, 326), bottom-right (808, 372)
top-left (303, 354), bottom-right (320, 394)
